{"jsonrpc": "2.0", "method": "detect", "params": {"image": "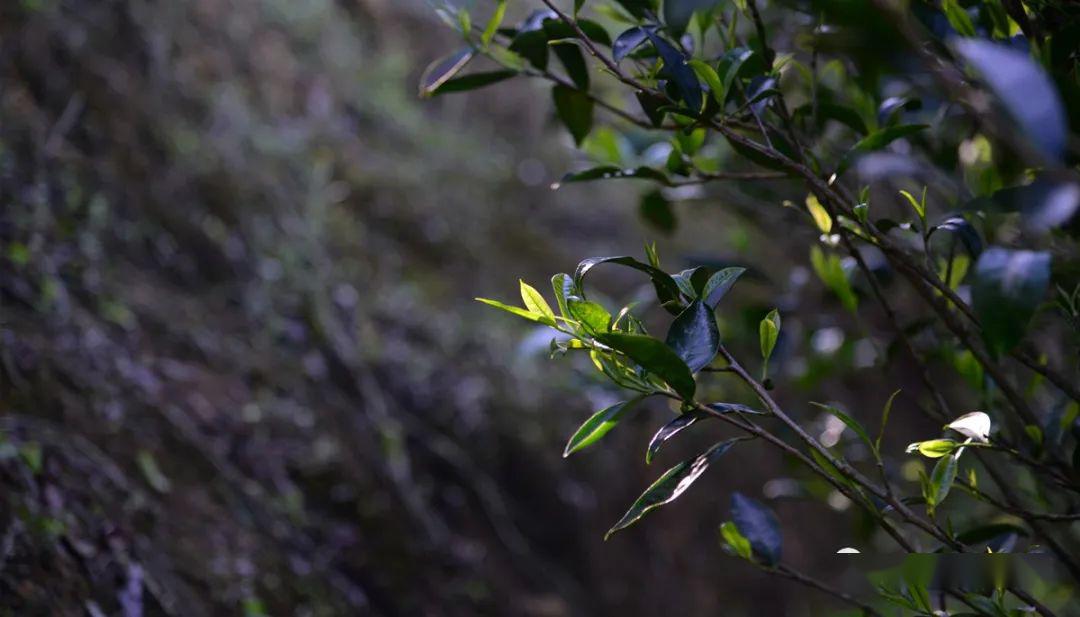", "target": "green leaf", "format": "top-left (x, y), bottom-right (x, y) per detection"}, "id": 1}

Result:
top-left (688, 59), bottom-right (724, 105)
top-left (613, 26), bottom-right (650, 63)
top-left (941, 0), bottom-right (976, 36)
top-left (702, 267), bottom-right (745, 308)
top-left (555, 165), bottom-right (670, 187)
top-left (597, 332), bottom-right (697, 399)
top-left (552, 84), bottom-right (594, 145)
top-left (836, 124), bottom-right (928, 176)
top-left (481, 1), bottom-right (507, 47)
top-left (811, 402), bottom-right (873, 452)
top-left (418, 47), bottom-right (476, 97)
top-left (635, 90), bottom-right (668, 127)
top-left (925, 451), bottom-right (959, 513)
top-left (137, 450), bottom-right (172, 494)
top-left (810, 246), bottom-right (857, 313)
top-left (972, 248), bottom-right (1051, 357)
top-left (730, 492), bottom-right (782, 566)
top-left (665, 300), bottom-right (719, 373)
top-left (718, 47), bottom-right (755, 103)
top-left (875, 389), bottom-right (901, 453)
top-left (706, 403), bottom-right (766, 415)
top-left (759, 309), bottom-right (780, 363)
top-left (564, 396), bottom-right (647, 457)
top-left (606, 439), bottom-right (739, 538)
top-left (805, 194), bottom-right (832, 234)
top-left (612, 0), bottom-right (654, 19)
top-left (551, 273), bottom-right (574, 318)
top-left (568, 297), bottom-right (612, 334)
top-left (898, 188), bottom-right (926, 221)
top-left (509, 29), bottom-right (550, 70)
top-left (639, 190), bottom-right (676, 234)
top-left (426, 70), bottom-right (518, 97)
top-left (952, 39), bottom-right (1067, 159)
top-left (719, 521), bottom-right (753, 559)
top-left (955, 522), bottom-right (1027, 549)
top-left (544, 22), bottom-right (590, 90)
top-left (476, 297), bottom-right (555, 325)
top-left (520, 280), bottom-right (556, 323)
top-left (646, 409), bottom-right (710, 464)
